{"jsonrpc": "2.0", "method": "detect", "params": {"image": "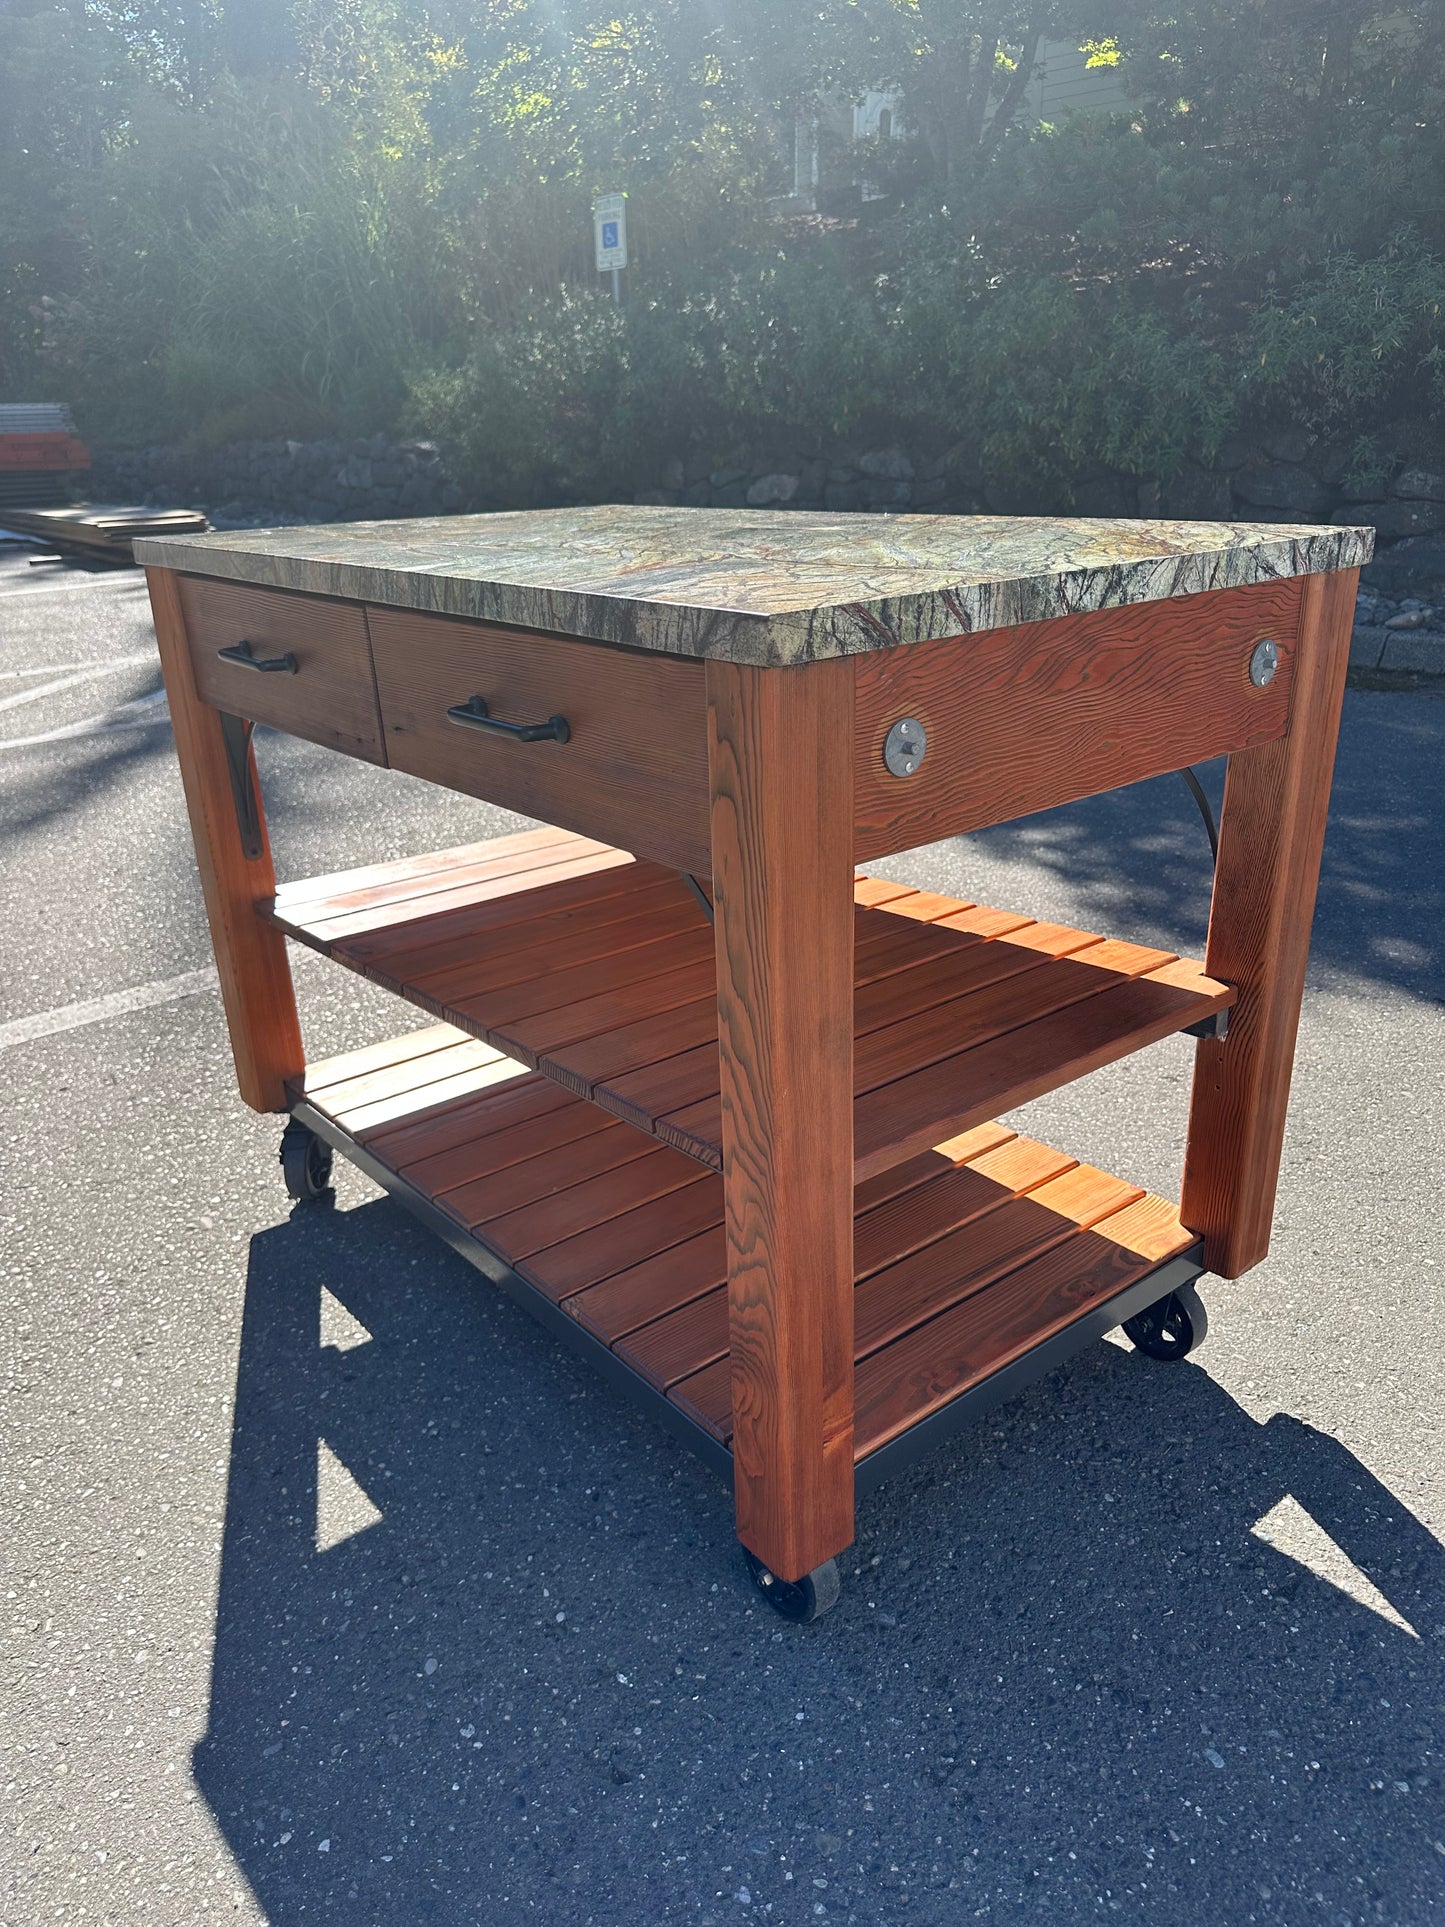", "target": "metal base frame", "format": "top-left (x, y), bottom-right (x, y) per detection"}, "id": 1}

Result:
top-left (295, 1099), bottom-right (1206, 1506)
